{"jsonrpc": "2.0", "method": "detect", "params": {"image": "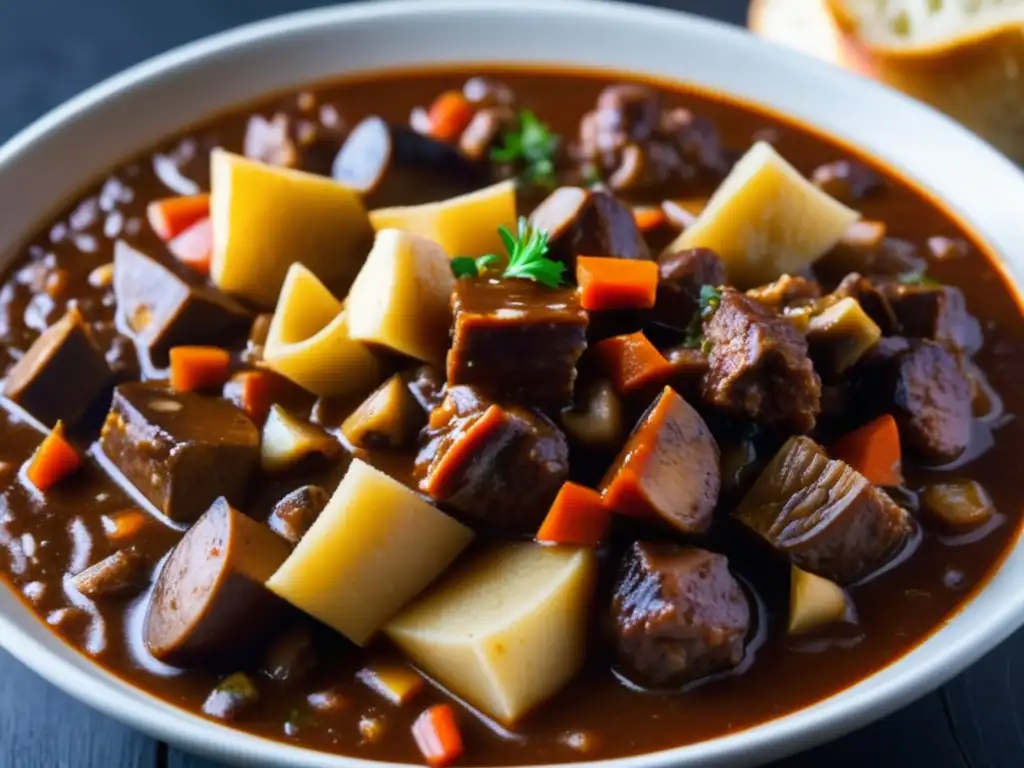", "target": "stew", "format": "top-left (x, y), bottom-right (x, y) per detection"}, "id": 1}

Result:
top-left (0, 67), bottom-right (1022, 767)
